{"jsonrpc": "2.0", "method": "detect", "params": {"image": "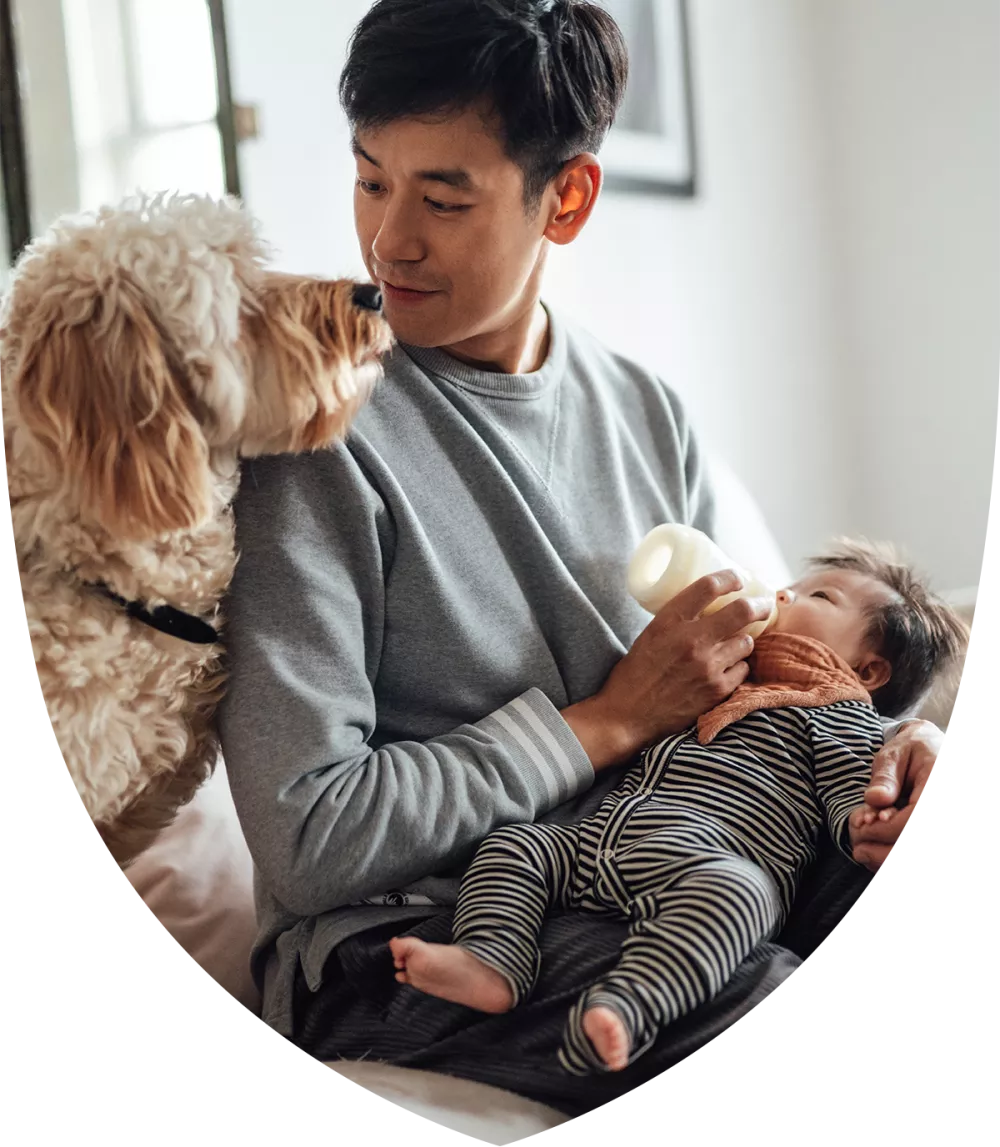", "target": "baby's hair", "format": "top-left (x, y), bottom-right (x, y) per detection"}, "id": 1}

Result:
top-left (807, 538), bottom-right (970, 718)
